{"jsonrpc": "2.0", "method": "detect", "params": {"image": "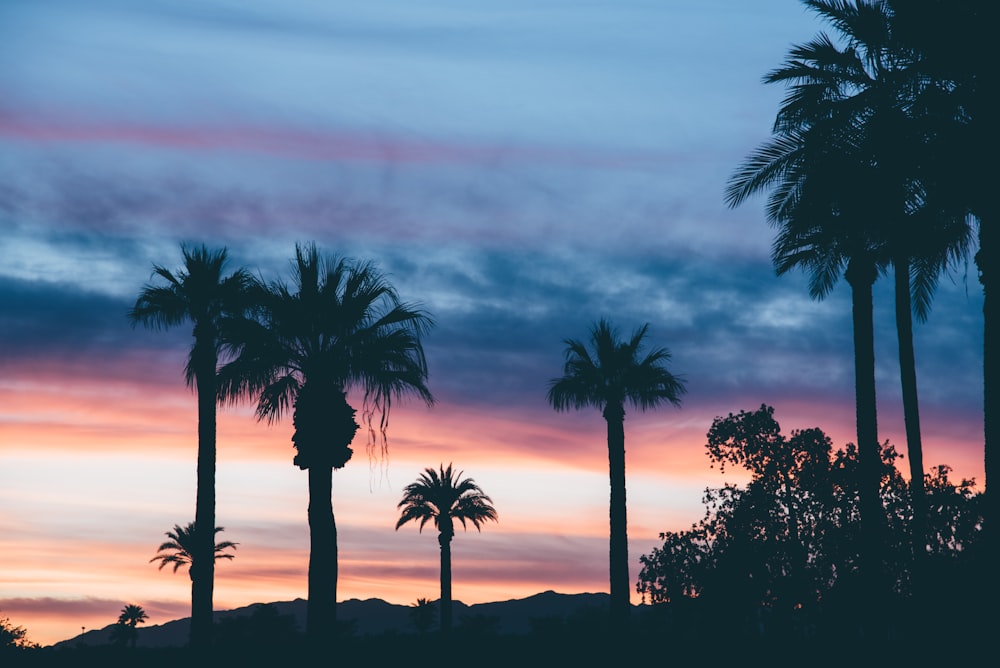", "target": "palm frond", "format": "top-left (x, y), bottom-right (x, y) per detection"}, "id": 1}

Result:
top-left (221, 244), bottom-right (433, 467)
top-left (396, 464), bottom-right (498, 535)
top-left (149, 522), bottom-right (237, 573)
top-left (548, 319), bottom-right (686, 416)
